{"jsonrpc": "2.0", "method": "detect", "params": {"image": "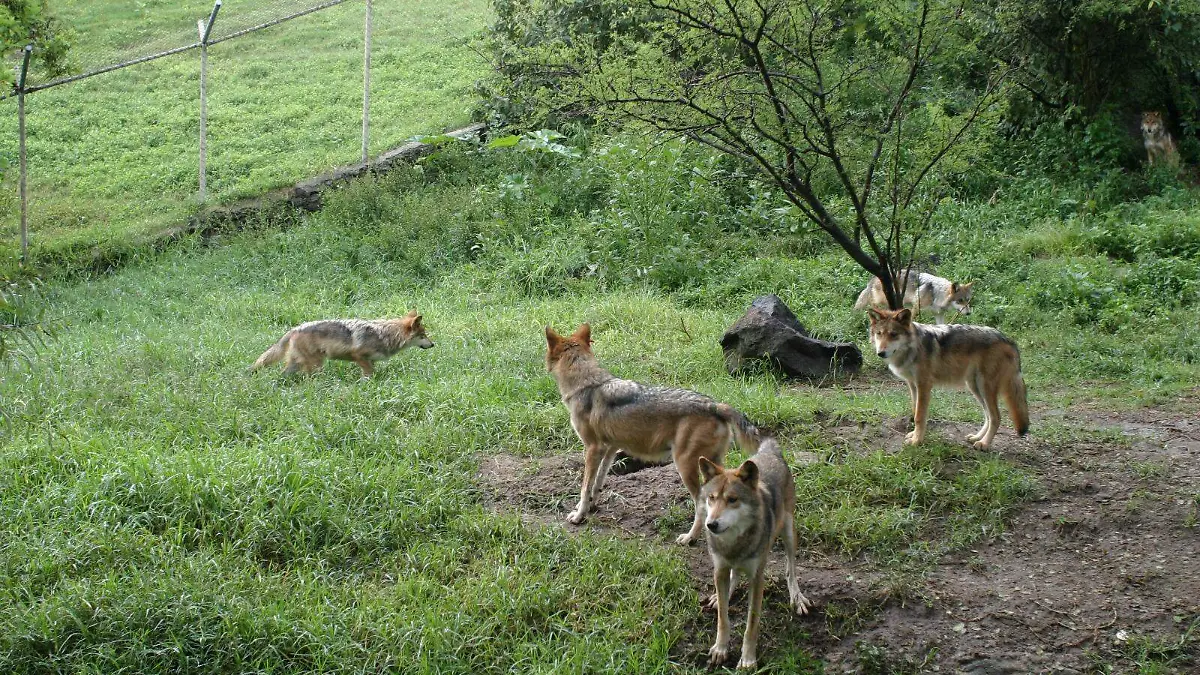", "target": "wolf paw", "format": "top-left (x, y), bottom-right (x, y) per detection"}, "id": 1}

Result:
top-left (707, 644), bottom-right (730, 666)
top-left (704, 593), bottom-right (720, 611)
top-left (972, 439), bottom-right (991, 450)
top-left (566, 509), bottom-right (587, 525)
top-left (675, 532), bottom-right (697, 546)
top-left (790, 589), bottom-right (810, 615)
top-left (737, 655), bottom-right (758, 670)
top-left (966, 432), bottom-right (983, 442)
top-left (903, 431), bottom-right (923, 446)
